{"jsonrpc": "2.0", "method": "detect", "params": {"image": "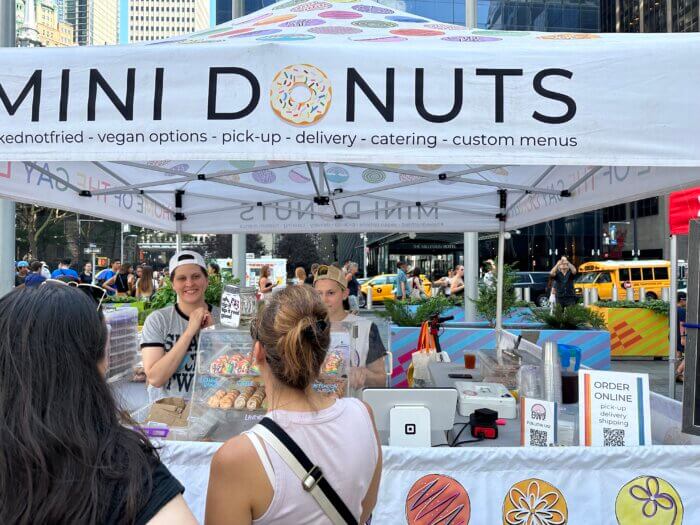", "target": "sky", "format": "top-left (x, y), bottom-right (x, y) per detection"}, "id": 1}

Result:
top-left (119, 0), bottom-right (218, 44)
